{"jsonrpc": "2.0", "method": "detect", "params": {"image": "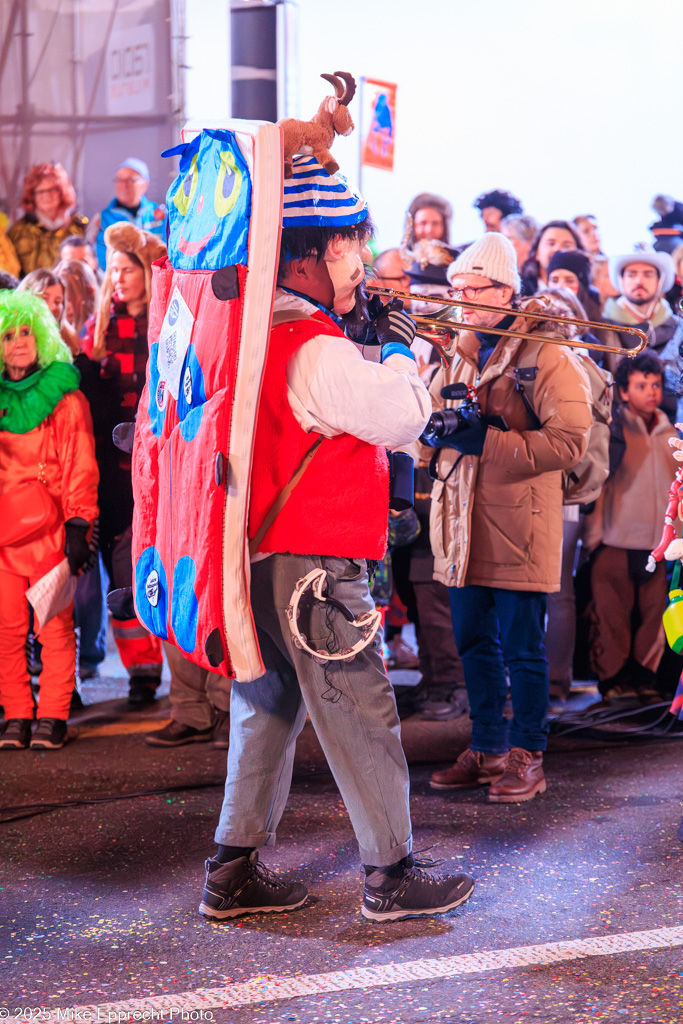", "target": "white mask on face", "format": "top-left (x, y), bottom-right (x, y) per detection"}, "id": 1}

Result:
top-left (323, 237), bottom-right (372, 314)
